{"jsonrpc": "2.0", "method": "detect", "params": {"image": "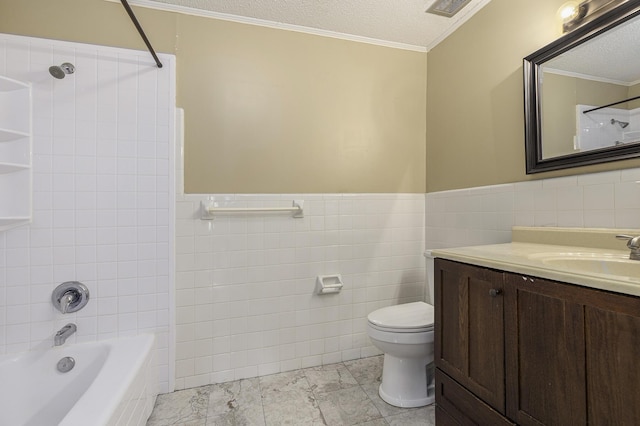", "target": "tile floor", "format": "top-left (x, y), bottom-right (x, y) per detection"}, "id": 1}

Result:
top-left (146, 355), bottom-right (435, 426)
